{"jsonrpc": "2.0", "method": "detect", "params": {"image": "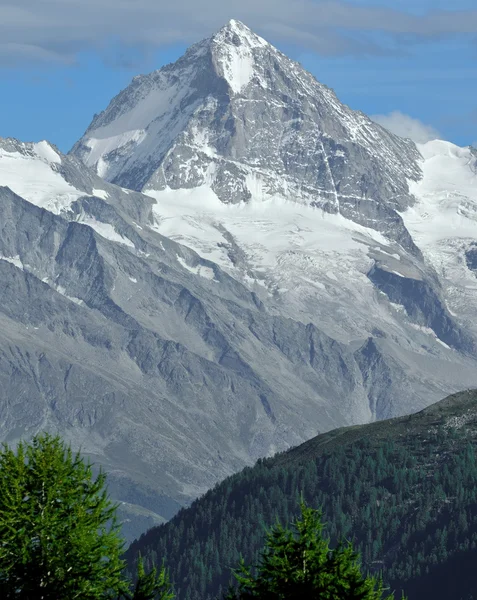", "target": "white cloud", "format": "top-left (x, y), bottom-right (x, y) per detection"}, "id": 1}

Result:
top-left (1, 1), bottom-right (477, 66)
top-left (371, 111), bottom-right (441, 143)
